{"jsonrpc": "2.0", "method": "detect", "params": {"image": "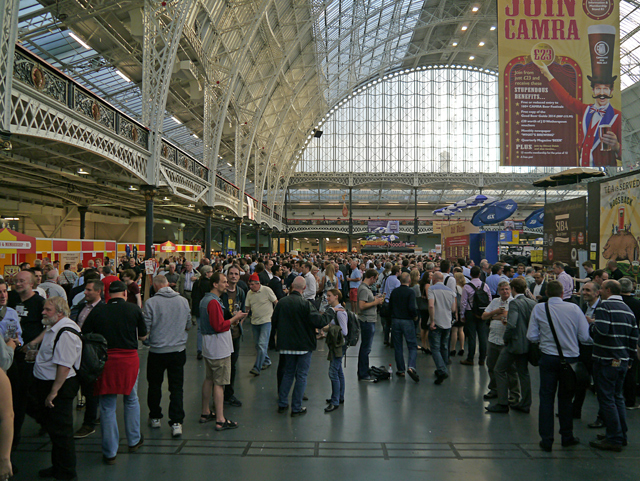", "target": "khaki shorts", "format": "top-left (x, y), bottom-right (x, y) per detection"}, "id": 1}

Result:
top-left (204, 356), bottom-right (231, 386)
